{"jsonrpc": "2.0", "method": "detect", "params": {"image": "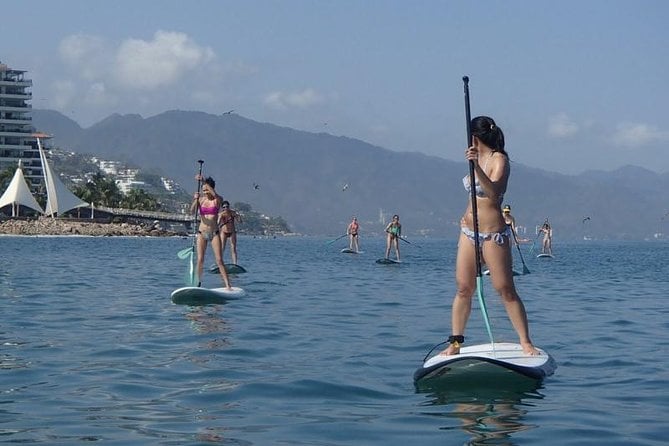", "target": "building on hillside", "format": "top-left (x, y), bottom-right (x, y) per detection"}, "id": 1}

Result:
top-left (0, 61), bottom-right (41, 192)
